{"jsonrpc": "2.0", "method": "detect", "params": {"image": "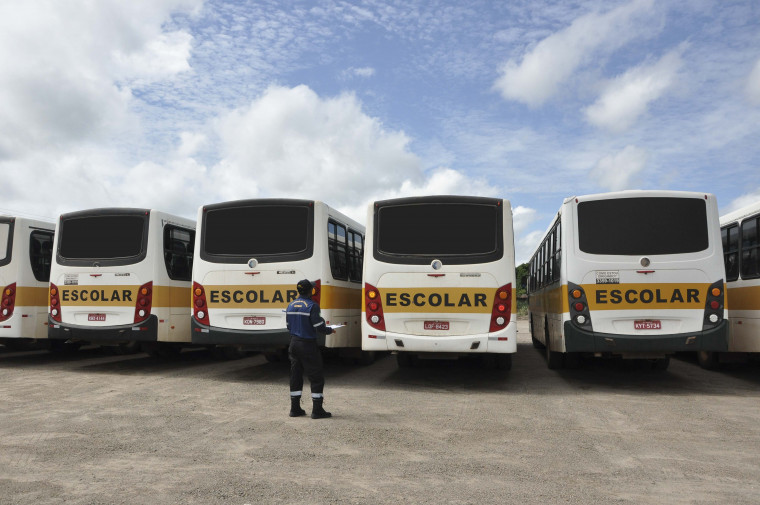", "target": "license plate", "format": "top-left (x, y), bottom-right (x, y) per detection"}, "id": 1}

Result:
top-left (634, 320), bottom-right (661, 330)
top-left (243, 316), bottom-right (266, 326)
top-left (88, 313), bottom-right (106, 322)
top-left (424, 321), bottom-right (449, 331)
